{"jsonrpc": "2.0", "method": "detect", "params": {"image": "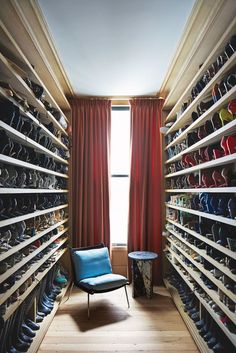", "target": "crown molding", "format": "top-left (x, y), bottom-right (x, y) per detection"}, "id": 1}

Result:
top-left (160, 0), bottom-right (236, 110)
